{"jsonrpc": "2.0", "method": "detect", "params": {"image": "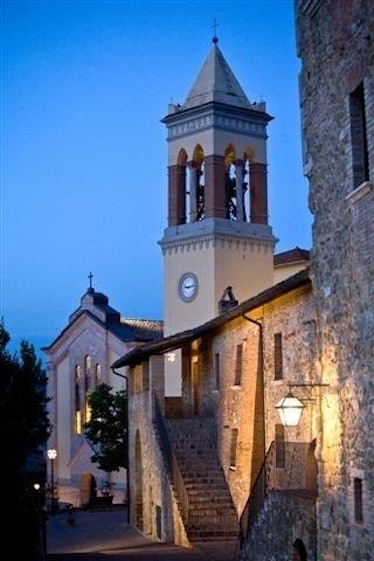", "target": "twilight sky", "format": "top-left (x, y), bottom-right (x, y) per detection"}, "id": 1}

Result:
top-left (1, 0), bottom-right (312, 356)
